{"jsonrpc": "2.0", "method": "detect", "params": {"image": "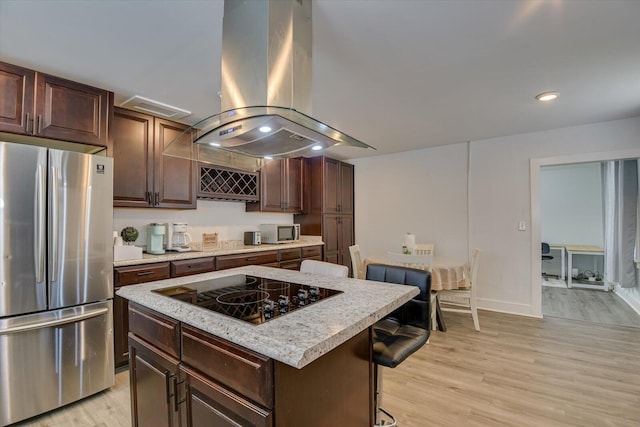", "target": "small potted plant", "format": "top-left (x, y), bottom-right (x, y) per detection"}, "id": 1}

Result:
top-left (121, 227), bottom-right (139, 245)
